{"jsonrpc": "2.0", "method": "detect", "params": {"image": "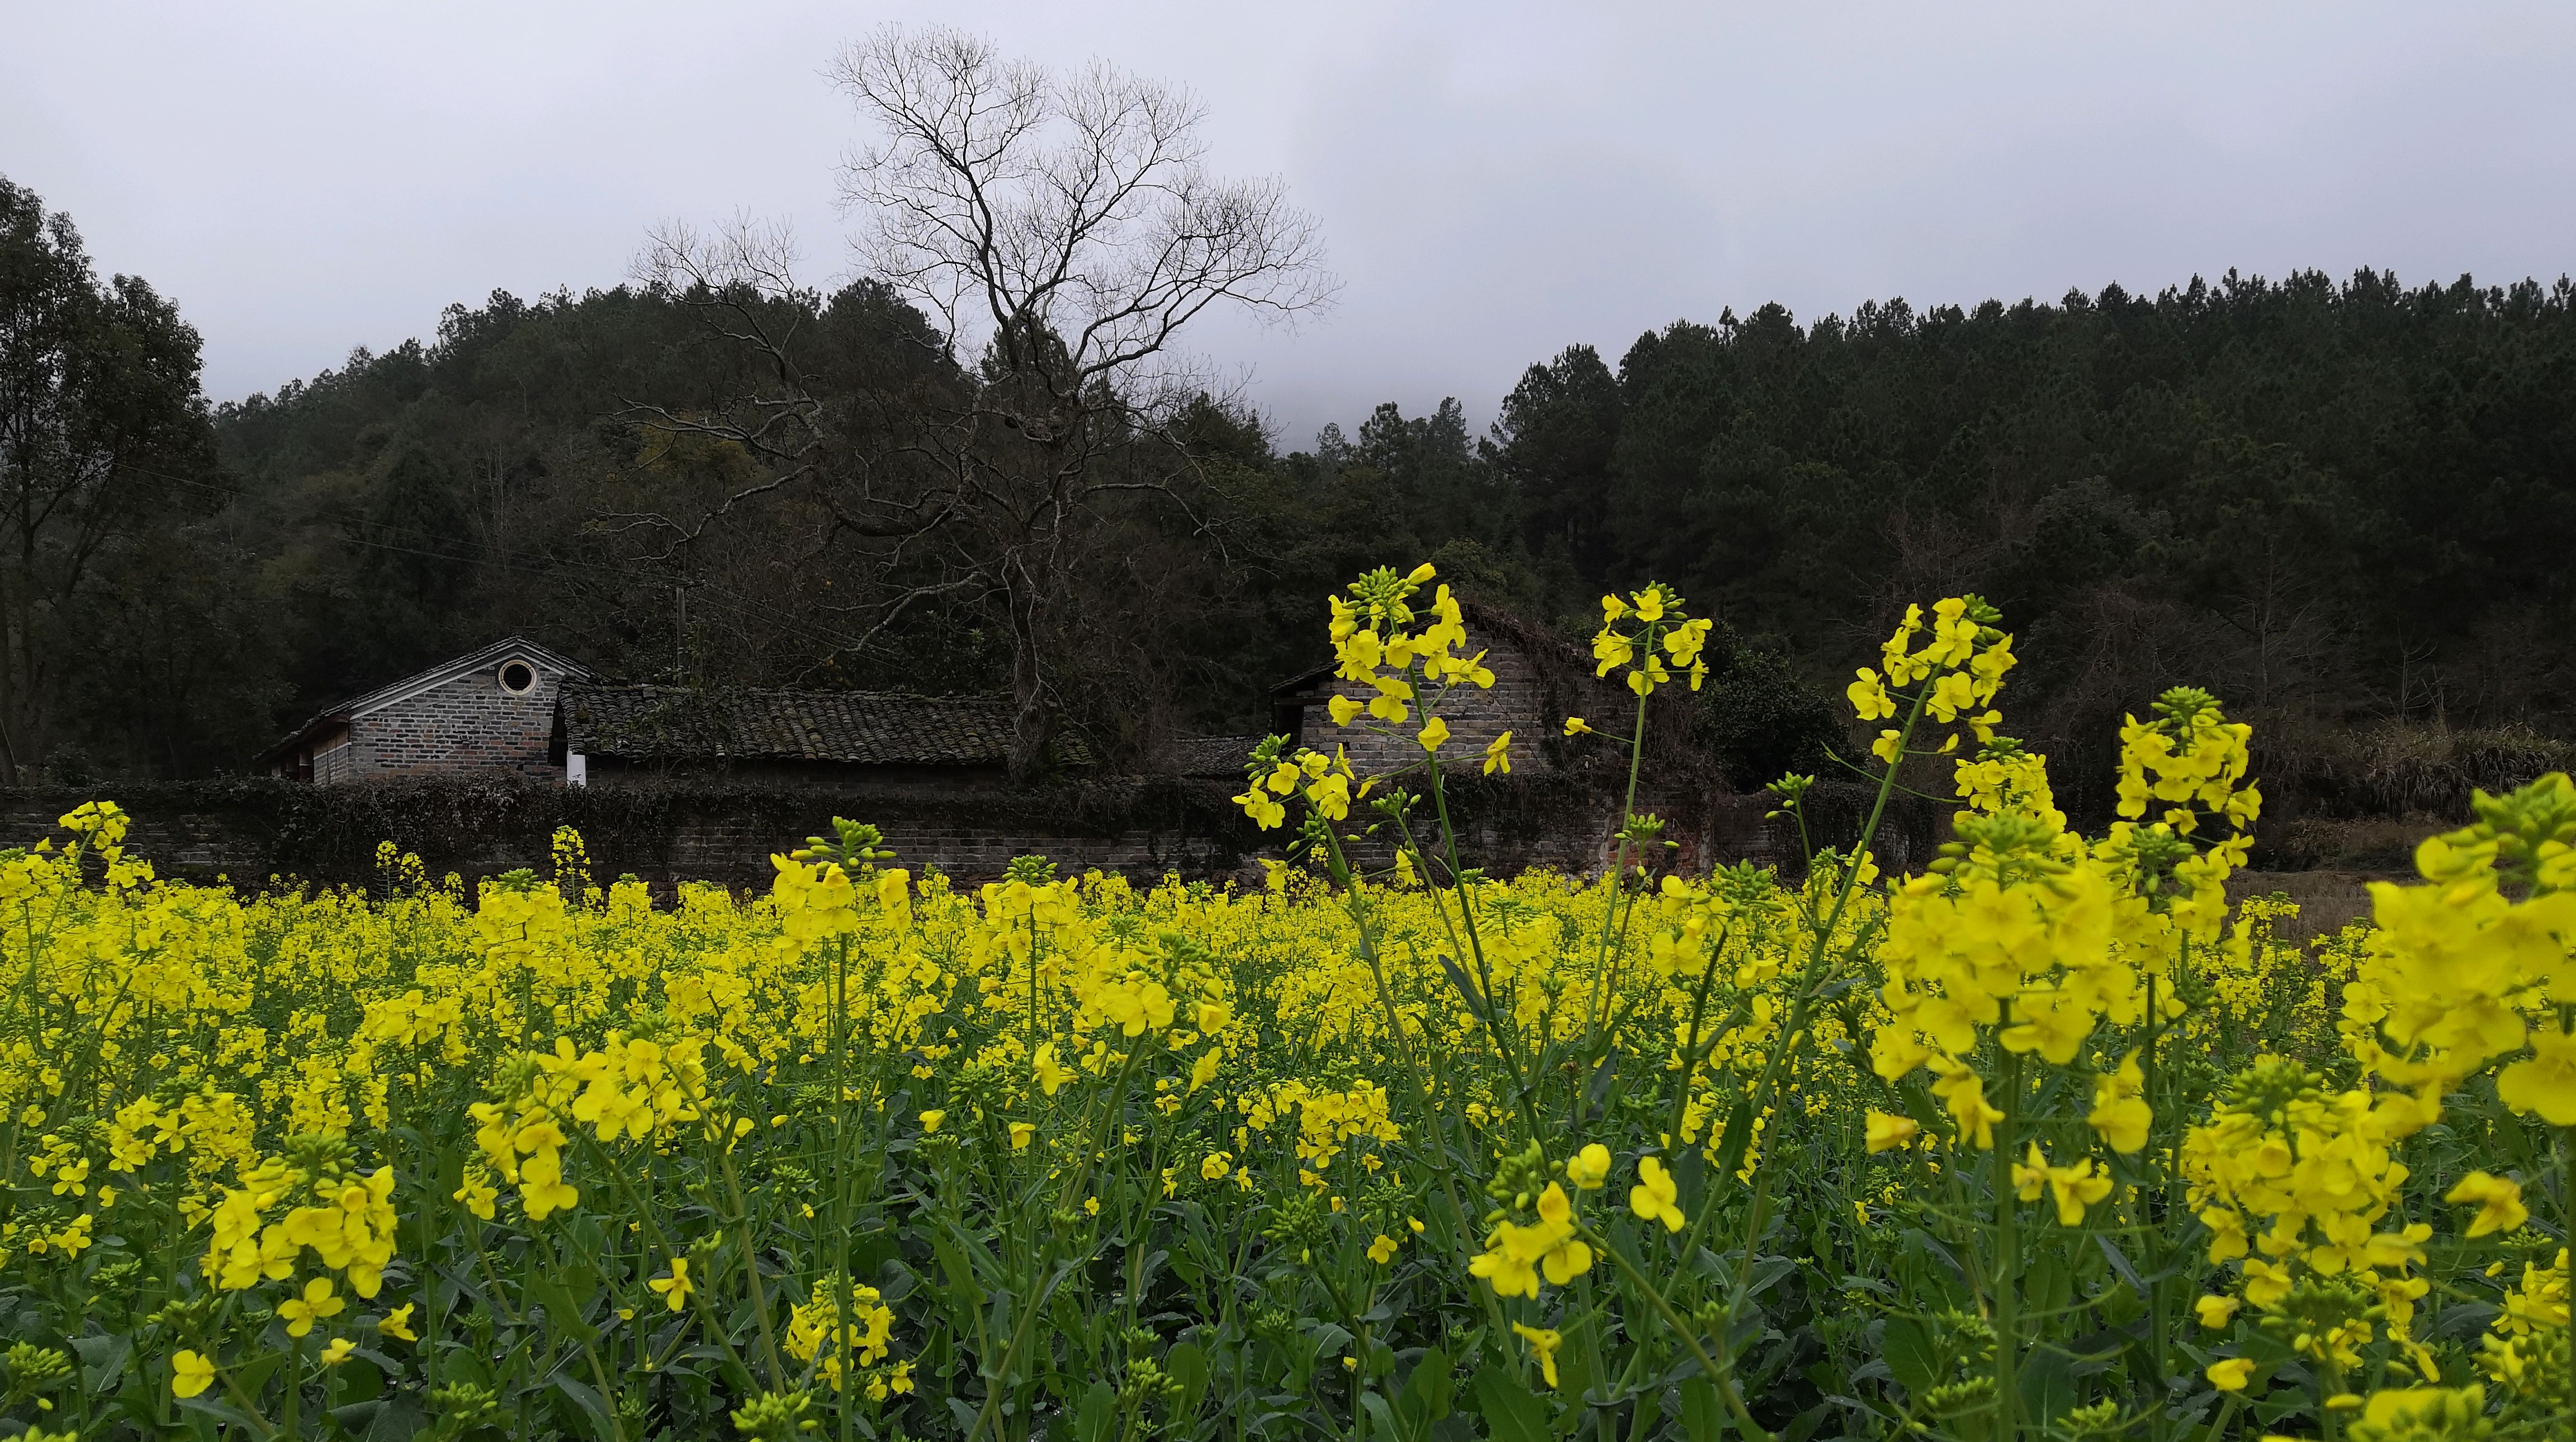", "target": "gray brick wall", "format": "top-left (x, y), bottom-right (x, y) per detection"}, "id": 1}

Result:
top-left (0, 774), bottom-right (1870, 895)
top-left (348, 660), bottom-right (569, 783)
top-left (1292, 634), bottom-right (1608, 777)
